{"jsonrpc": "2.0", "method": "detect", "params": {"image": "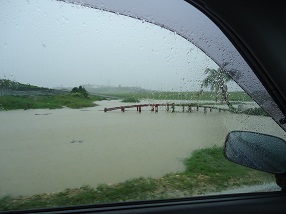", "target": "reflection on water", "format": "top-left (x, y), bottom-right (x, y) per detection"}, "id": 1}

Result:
top-left (0, 100), bottom-right (285, 196)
